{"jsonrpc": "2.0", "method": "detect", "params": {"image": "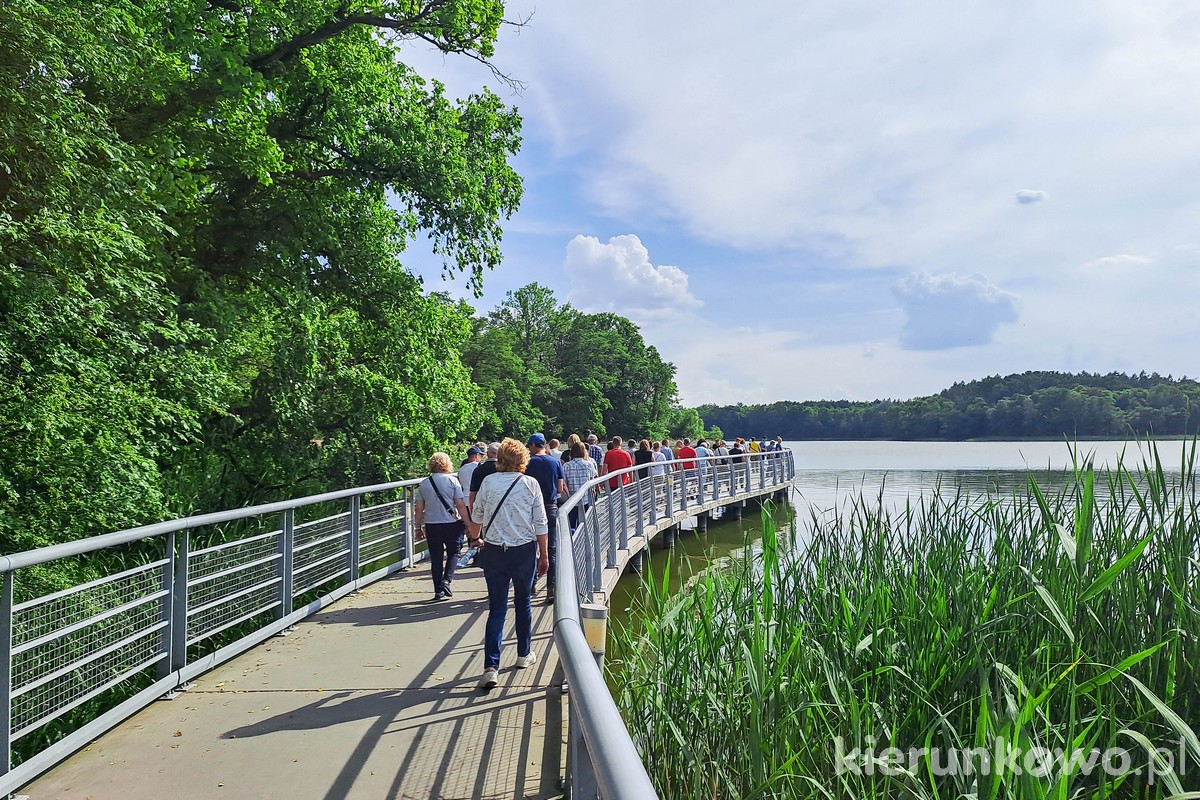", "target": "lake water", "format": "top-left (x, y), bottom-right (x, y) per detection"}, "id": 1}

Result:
top-left (608, 438), bottom-right (1194, 624)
